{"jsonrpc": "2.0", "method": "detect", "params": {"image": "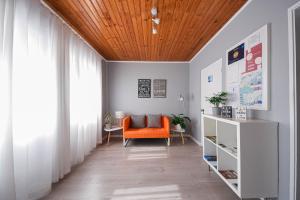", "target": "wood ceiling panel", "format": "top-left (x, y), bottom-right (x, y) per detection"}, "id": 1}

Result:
top-left (43, 0), bottom-right (247, 61)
